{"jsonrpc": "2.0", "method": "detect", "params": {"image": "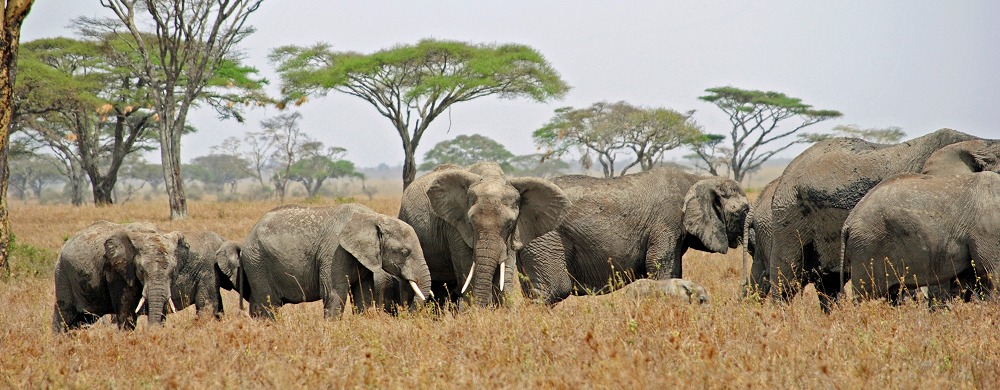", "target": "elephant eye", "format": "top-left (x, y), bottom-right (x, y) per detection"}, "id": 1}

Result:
top-left (402, 248), bottom-right (411, 257)
top-left (161, 262), bottom-right (168, 270)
